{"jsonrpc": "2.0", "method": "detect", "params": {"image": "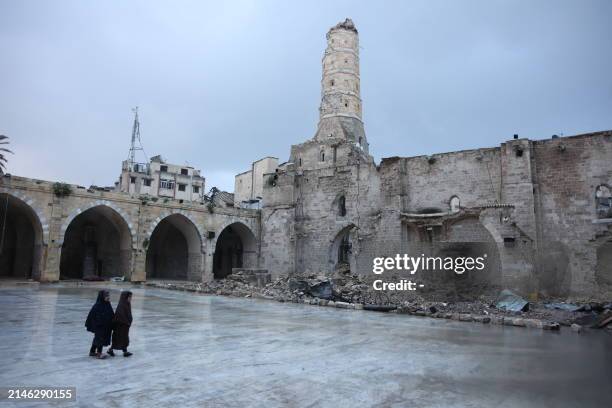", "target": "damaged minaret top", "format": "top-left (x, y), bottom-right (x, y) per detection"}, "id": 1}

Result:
top-left (314, 18), bottom-right (368, 153)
